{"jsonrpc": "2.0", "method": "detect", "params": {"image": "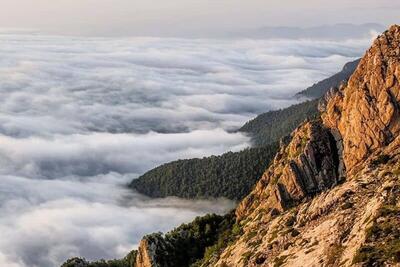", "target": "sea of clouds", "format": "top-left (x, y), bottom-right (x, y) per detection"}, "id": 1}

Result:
top-left (0, 33), bottom-right (371, 267)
